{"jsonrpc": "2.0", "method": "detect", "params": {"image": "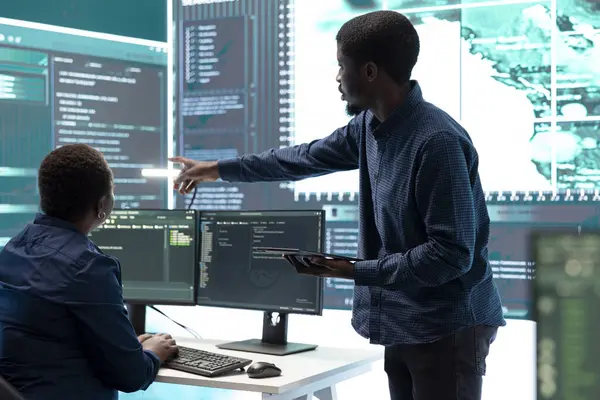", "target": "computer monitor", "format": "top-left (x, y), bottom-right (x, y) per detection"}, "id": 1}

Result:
top-left (532, 230), bottom-right (600, 400)
top-left (89, 209), bottom-right (198, 333)
top-left (197, 210), bottom-right (325, 356)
